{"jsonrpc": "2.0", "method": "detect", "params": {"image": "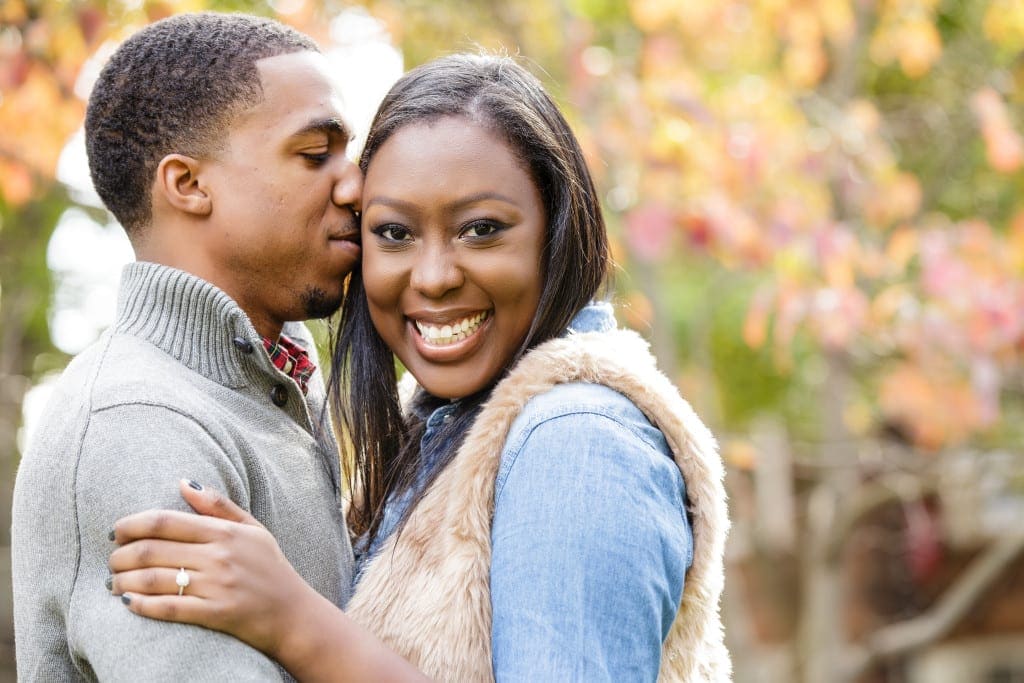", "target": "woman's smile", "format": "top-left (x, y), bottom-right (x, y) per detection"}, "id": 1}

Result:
top-left (360, 115), bottom-right (546, 399)
top-left (407, 309), bottom-right (493, 363)
top-left (411, 310), bottom-right (491, 347)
